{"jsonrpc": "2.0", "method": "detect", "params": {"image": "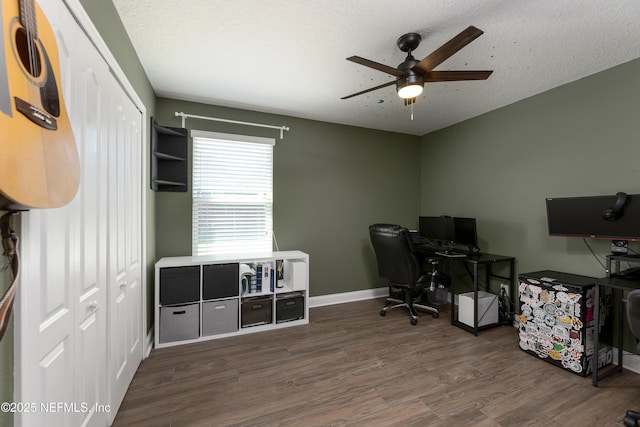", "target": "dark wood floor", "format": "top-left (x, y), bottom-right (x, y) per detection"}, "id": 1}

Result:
top-left (113, 298), bottom-right (640, 426)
